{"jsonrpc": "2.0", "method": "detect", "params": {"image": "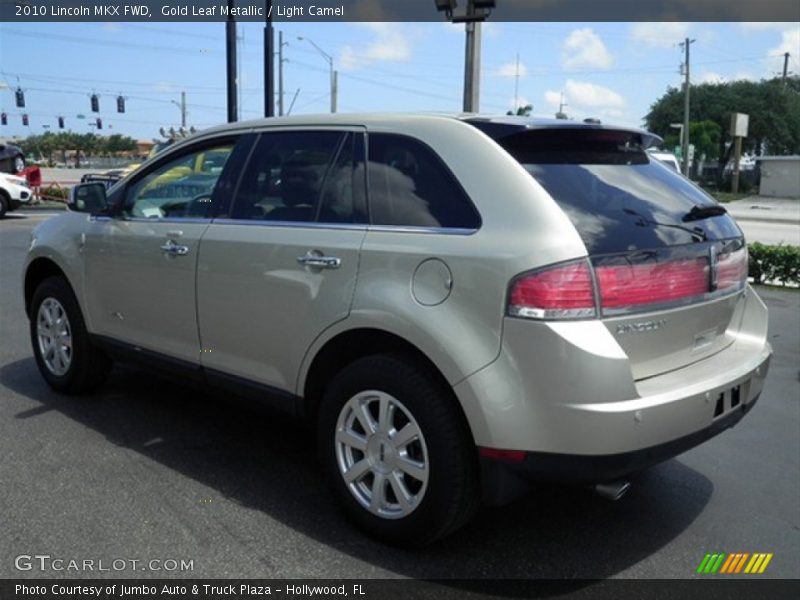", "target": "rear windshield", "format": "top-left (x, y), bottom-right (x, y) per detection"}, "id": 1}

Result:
top-left (486, 128), bottom-right (741, 255)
